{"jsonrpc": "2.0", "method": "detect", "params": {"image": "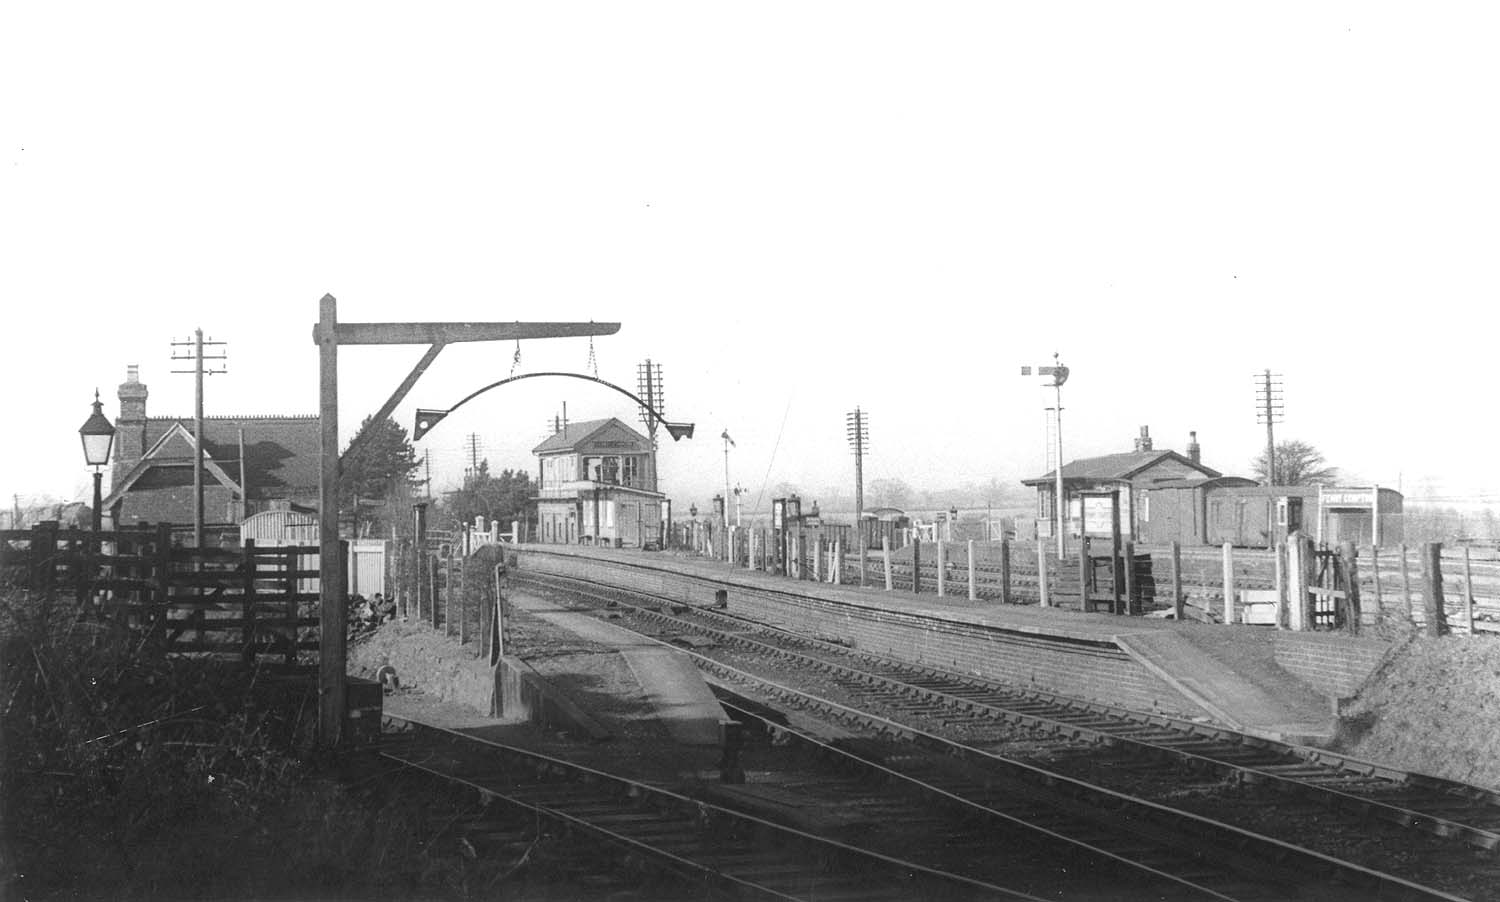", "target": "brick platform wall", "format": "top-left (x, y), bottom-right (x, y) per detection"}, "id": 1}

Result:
top-left (517, 550), bottom-right (1202, 718)
top-left (1272, 633), bottom-right (1393, 698)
